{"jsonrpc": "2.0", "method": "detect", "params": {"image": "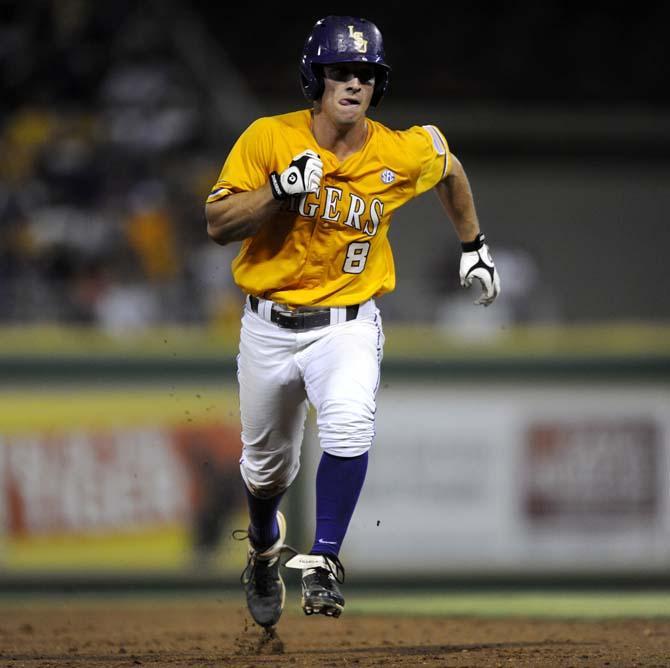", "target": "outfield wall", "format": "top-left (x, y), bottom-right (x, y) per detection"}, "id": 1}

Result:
top-left (0, 354), bottom-right (668, 583)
